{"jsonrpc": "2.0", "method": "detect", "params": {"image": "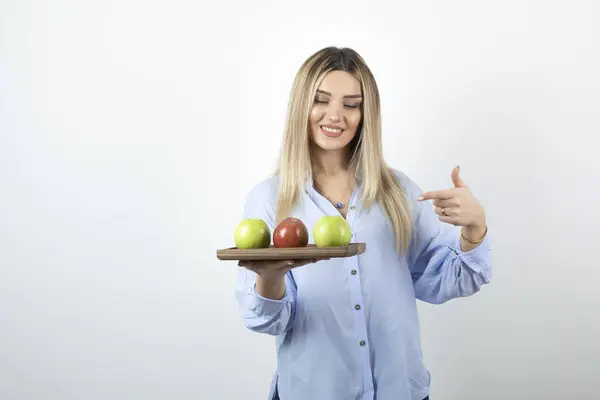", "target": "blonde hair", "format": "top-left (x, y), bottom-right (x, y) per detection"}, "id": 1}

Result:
top-left (274, 47), bottom-right (413, 254)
